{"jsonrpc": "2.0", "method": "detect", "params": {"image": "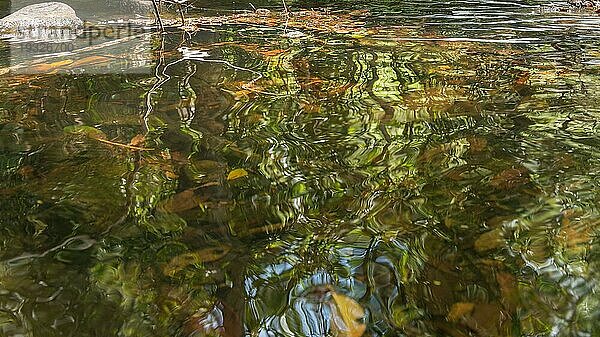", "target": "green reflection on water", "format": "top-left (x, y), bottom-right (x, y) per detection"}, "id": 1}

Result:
top-left (1, 3), bottom-right (600, 337)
